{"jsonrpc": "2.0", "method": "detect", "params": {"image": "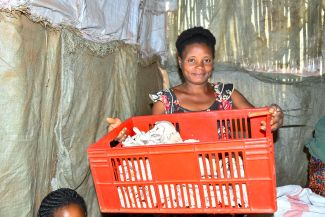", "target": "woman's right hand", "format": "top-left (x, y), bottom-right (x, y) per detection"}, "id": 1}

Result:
top-left (106, 117), bottom-right (127, 142)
